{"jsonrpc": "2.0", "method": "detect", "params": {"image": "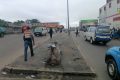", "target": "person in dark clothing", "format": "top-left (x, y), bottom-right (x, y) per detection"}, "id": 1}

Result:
top-left (60, 29), bottom-right (62, 33)
top-left (75, 28), bottom-right (79, 37)
top-left (22, 25), bottom-right (35, 61)
top-left (117, 28), bottom-right (120, 35)
top-left (49, 28), bottom-right (53, 39)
